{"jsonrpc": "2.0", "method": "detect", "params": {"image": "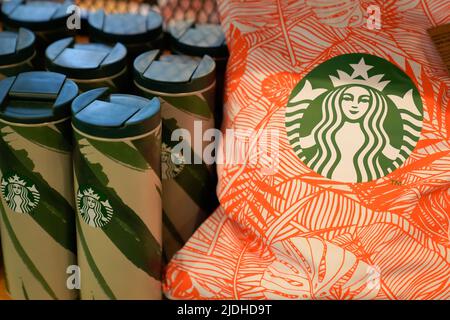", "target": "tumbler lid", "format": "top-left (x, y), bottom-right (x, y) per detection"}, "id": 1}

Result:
top-left (168, 21), bottom-right (228, 59)
top-left (87, 10), bottom-right (163, 45)
top-left (1, 0), bottom-right (72, 31)
top-left (71, 87), bottom-right (160, 139)
top-left (0, 71), bottom-right (79, 124)
top-left (46, 37), bottom-right (127, 79)
top-left (0, 28), bottom-right (35, 65)
top-left (133, 50), bottom-right (216, 93)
